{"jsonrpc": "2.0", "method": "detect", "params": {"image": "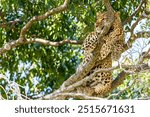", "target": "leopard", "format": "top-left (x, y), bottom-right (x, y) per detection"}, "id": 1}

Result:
top-left (74, 12), bottom-right (124, 96)
top-left (81, 12), bottom-right (108, 67)
top-left (82, 12), bottom-right (124, 63)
